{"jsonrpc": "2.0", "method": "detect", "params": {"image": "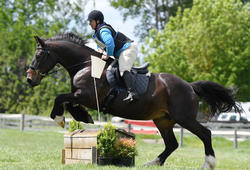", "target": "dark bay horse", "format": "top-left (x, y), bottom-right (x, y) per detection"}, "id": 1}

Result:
top-left (26, 33), bottom-right (240, 169)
